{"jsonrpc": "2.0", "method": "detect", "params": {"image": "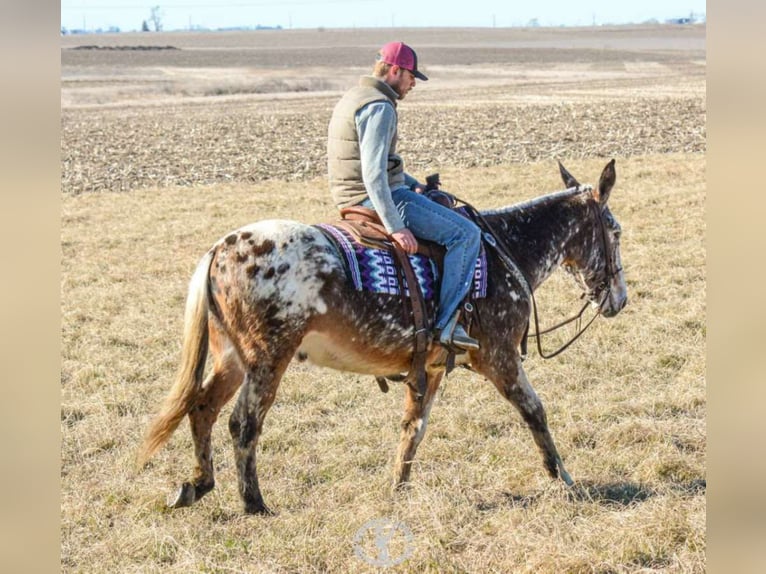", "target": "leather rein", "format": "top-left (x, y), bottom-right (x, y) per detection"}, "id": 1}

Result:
top-left (458, 190), bottom-right (620, 360)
